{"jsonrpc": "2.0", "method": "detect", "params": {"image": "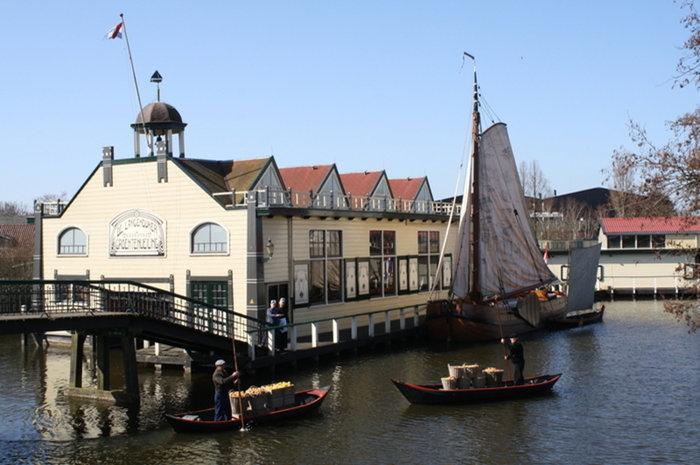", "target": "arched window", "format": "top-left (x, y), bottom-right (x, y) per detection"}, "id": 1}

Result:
top-left (58, 228), bottom-right (87, 255)
top-left (191, 223), bottom-right (228, 254)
